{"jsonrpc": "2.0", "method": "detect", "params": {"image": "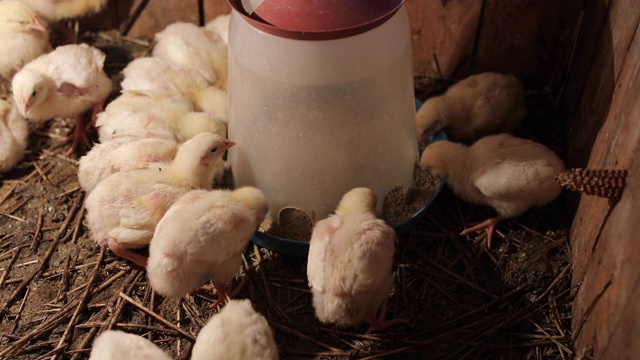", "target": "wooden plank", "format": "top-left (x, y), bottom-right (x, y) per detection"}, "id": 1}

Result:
top-left (405, 0), bottom-right (482, 80)
top-left (562, 0), bottom-right (611, 114)
top-left (566, 0), bottom-right (640, 169)
top-left (475, 0), bottom-right (582, 89)
top-left (568, 0), bottom-right (640, 285)
top-left (127, 0), bottom-right (200, 39)
top-left (571, 14), bottom-right (640, 358)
